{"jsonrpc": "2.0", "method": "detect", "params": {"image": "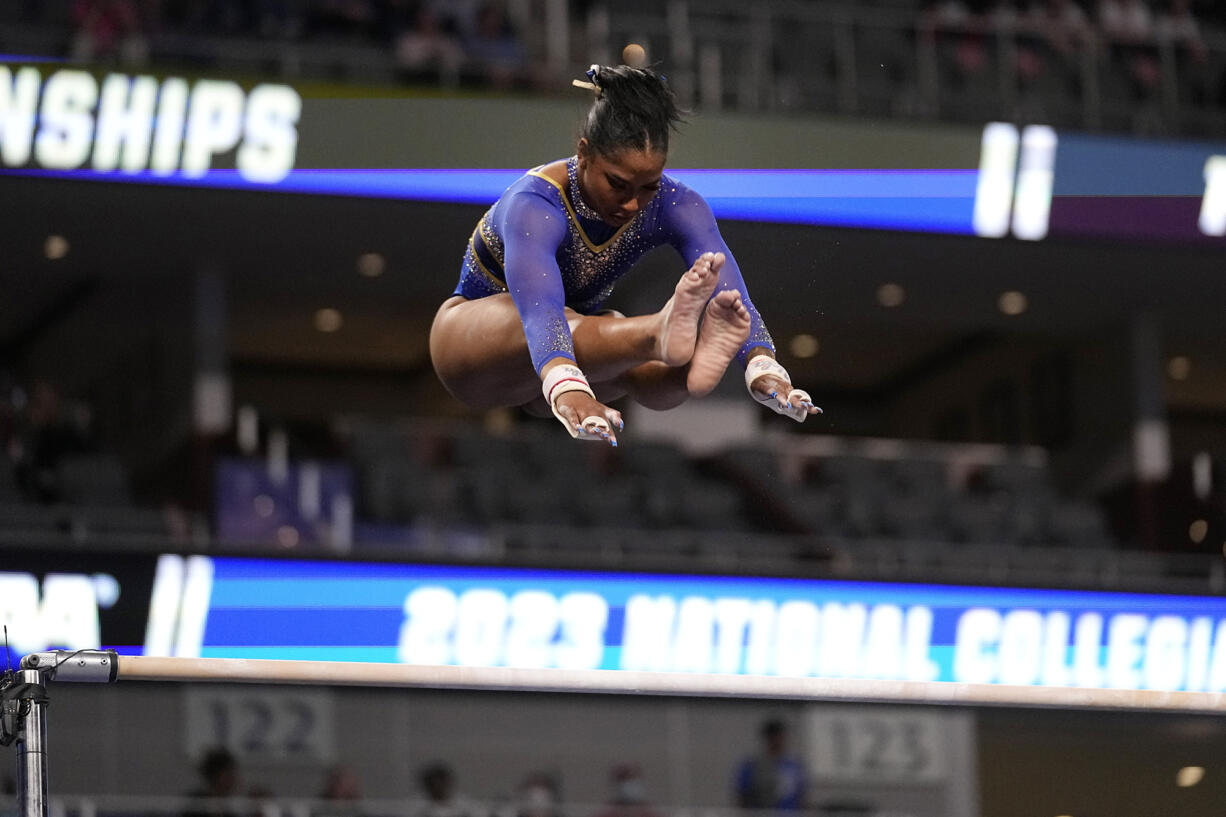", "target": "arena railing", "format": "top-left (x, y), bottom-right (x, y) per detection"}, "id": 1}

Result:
top-left (3, 1), bottom-right (1222, 136)
top-left (26, 795), bottom-right (919, 817)
top-left (589, 0), bottom-right (1226, 136)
